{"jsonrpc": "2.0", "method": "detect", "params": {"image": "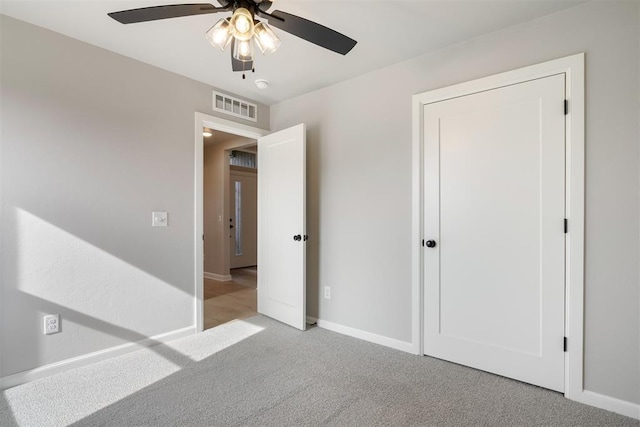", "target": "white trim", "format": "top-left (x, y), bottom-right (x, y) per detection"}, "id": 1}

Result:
top-left (203, 272), bottom-right (233, 282)
top-left (578, 391), bottom-right (640, 420)
top-left (315, 318), bottom-right (414, 354)
top-left (194, 112), bottom-right (268, 333)
top-left (412, 53), bottom-right (585, 397)
top-left (411, 75), bottom-right (424, 356)
top-left (0, 326), bottom-right (195, 390)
